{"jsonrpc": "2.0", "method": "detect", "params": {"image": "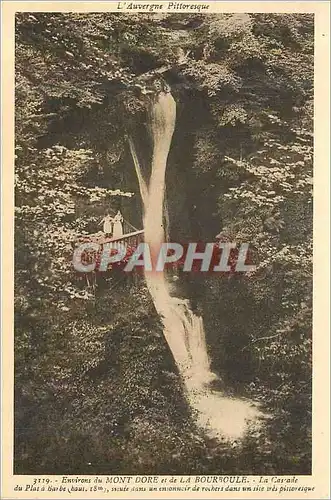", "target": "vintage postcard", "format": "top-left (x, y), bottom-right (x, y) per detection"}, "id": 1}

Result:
top-left (1, 1), bottom-right (330, 498)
